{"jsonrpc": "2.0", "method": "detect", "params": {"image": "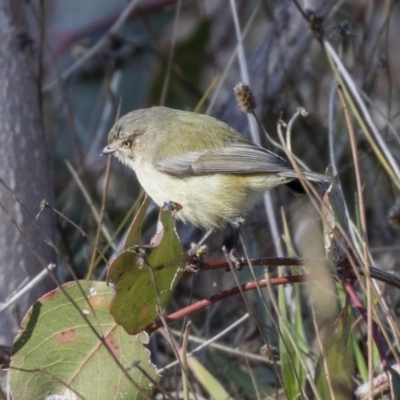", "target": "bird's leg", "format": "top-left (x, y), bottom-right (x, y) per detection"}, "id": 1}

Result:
top-left (222, 245), bottom-right (243, 271)
top-left (230, 216), bottom-right (244, 250)
top-left (224, 216), bottom-right (245, 270)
